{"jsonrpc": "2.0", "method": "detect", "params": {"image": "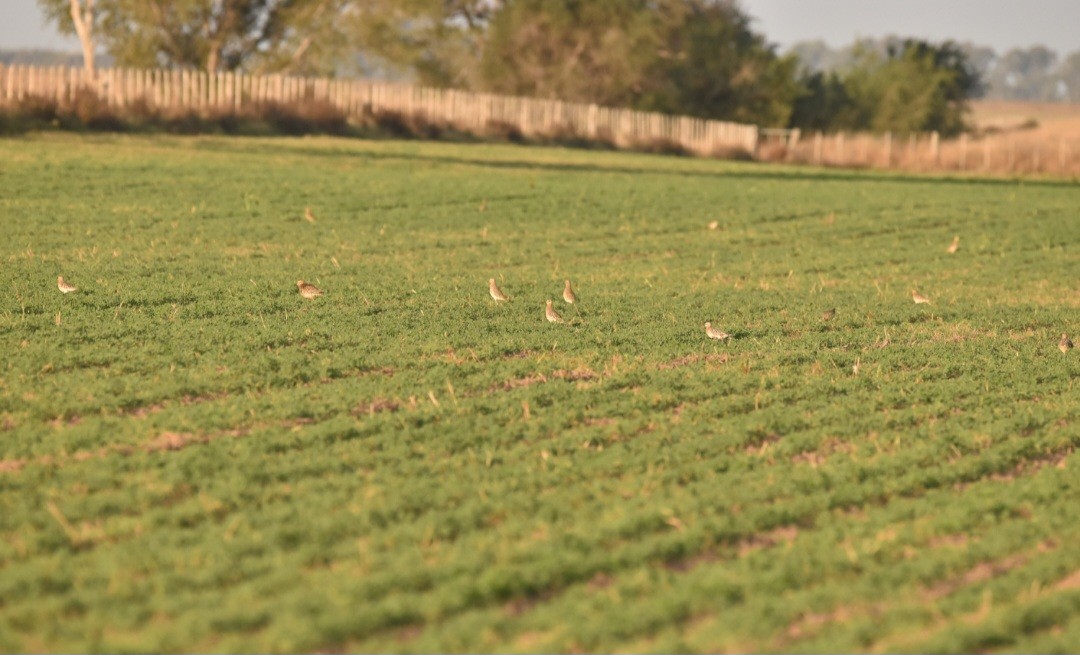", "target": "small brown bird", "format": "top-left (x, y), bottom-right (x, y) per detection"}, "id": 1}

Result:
top-left (562, 279), bottom-right (577, 304)
top-left (303, 207), bottom-right (317, 223)
top-left (296, 280), bottom-right (323, 299)
top-left (822, 308), bottom-right (836, 321)
top-left (57, 276), bottom-right (77, 294)
top-left (912, 290), bottom-right (931, 304)
top-left (1060, 333), bottom-right (1074, 354)
top-left (545, 299), bottom-right (563, 323)
top-left (489, 278), bottom-right (509, 302)
top-left (946, 235), bottom-right (959, 254)
top-left (704, 321), bottom-right (730, 340)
